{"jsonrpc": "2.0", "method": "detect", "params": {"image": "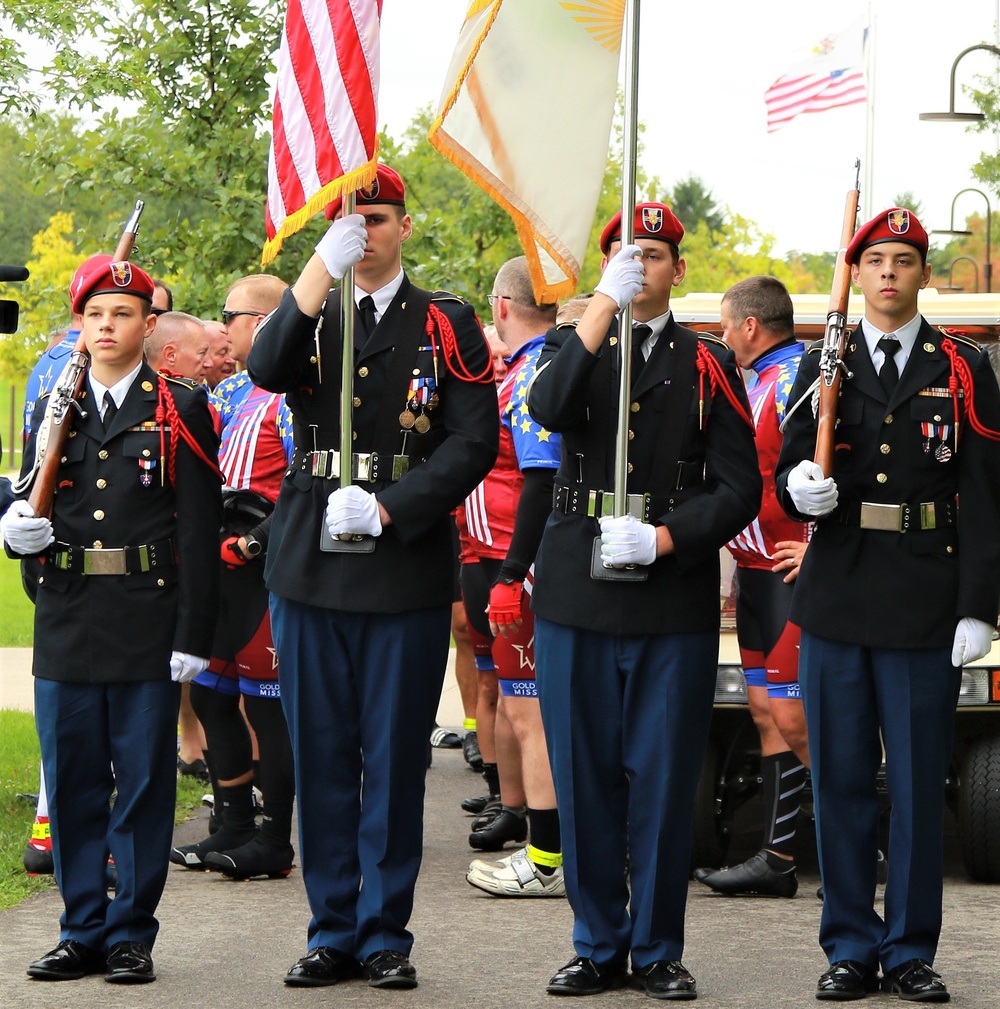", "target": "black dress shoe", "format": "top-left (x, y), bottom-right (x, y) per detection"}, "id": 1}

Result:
top-left (881, 960), bottom-right (949, 1002)
top-left (631, 960), bottom-right (697, 1000)
top-left (816, 960), bottom-right (879, 1001)
top-left (27, 940), bottom-right (106, 980)
top-left (105, 941), bottom-right (156, 984)
top-left (546, 956), bottom-right (629, 996)
top-left (284, 946), bottom-right (361, 986)
top-left (693, 852), bottom-right (797, 897)
top-left (362, 949), bottom-right (417, 989)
